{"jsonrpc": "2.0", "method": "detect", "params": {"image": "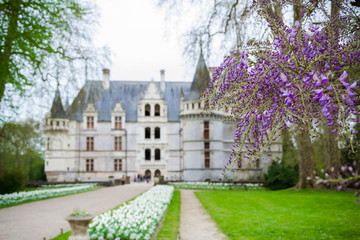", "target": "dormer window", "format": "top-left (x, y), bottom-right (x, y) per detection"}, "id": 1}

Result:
top-left (145, 104), bottom-right (150, 116)
top-left (87, 116), bottom-right (94, 129)
top-left (155, 104), bottom-right (160, 116)
top-left (115, 116), bottom-right (122, 129)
